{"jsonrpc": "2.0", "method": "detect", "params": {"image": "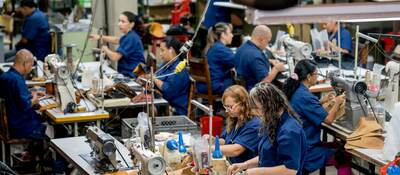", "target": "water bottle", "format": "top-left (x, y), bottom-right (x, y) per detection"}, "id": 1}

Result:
top-left (212, 135), bottom-right (223, 159)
